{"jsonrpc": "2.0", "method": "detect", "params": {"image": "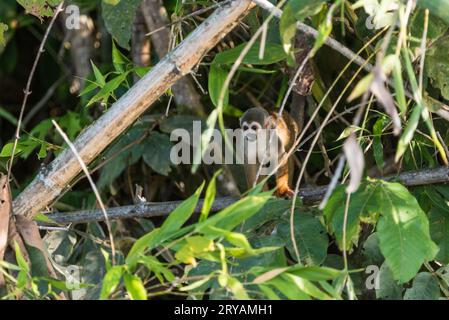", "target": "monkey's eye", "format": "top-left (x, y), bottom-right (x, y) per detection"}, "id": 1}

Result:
top-left (242, 124), bottom-right (249, 131)
top-left (251, 124), bottom-right (259, 131)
